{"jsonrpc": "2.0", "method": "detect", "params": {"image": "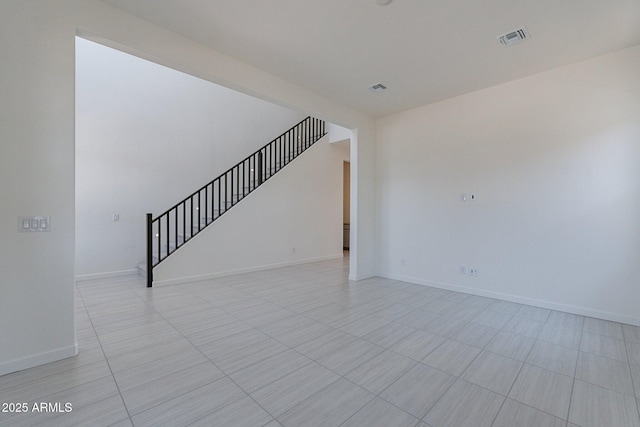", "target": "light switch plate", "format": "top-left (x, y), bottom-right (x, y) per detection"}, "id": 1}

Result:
top-left (18, 216), bottom-right (50, 232)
